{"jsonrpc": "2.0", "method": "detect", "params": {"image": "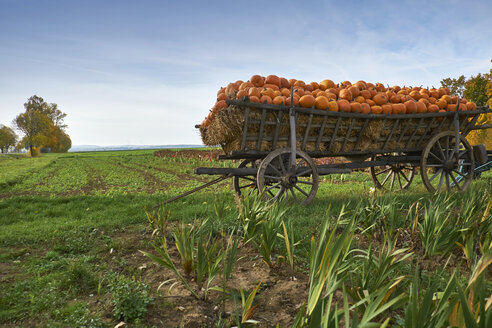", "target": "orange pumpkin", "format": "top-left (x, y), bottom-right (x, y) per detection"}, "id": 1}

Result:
top-left (280, 77), bottom-right (290, 89)
top-left (371, 106), bottom-right (383, 114)
top-left (327, 99), bottom-right (339, 112)
top-left (214, 100), bottom-right (228, 110)
top-left (315, 96), bottom-right (330, 110)
top-left (319, 79), bottom-right (335, 90)
top-left (260, 95), bottom-right (272, 104)
top-left (416, 101), bottom-right (427, 113)
top-left (339, 89), bottom-right (353, 101)
top-left (404, 100), bottom-right (417, 114)
top-left (348, 85), bottom-right (360, 98)
top-left (294, 80), bottom-right (307, 89)
top-left (265, 75), bottom-right (281, 87)
top-left (360, 103), bottom-right (371, 114)
top-left (466, 102), bottom-right (477, 110)
top-left (250, 75), bottom-right (264, 87)
top-left (373, 93), bottom-right (388, 106)
top-left (381, 104), bottom-right (392, 115)
top-left (249, 95), bottom-right (260, 103)
top-left (350, 102), bottom-right (361, 113)
top-left (299, 95), bottom-right (315, 108)
top-left (273, 96), bottom-right (285, 105)
top-left (236, 90), bottom-right (248, 99)
top-left (248, 87), bottom-right (261, 98)
top-left (217, 93), bottom-right (228, 101)
top-left (427, 104), bottom-right (439, 113)
top-left (360, 89), bottom-right (372, 99)
top-left (337, 99), bottom-right (351, 112)
top-left (239, 82), bottom-right (254, 90)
